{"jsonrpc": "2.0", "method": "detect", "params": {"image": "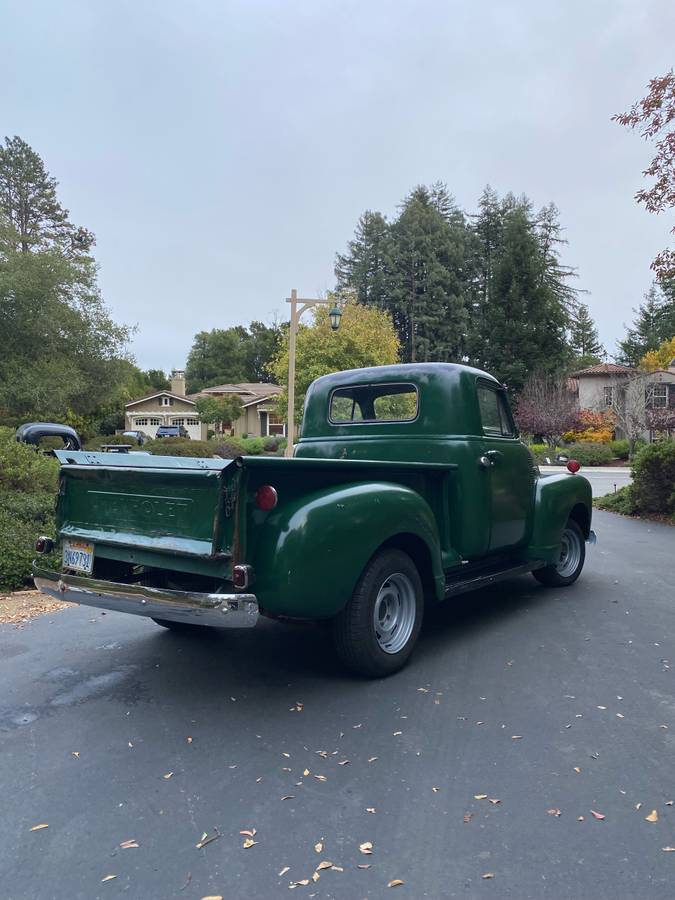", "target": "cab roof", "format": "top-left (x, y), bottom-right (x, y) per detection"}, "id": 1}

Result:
top-left (301, 362), bottom-right (502, 440)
